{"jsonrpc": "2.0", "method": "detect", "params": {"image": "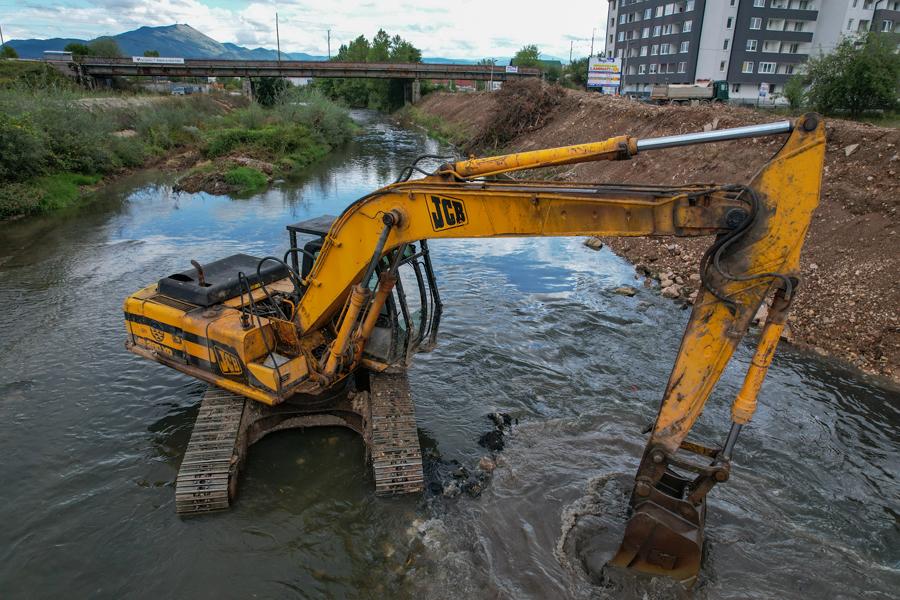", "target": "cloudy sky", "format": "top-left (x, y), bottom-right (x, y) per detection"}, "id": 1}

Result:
top-left (1, 0), bottom-right (610, 60)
